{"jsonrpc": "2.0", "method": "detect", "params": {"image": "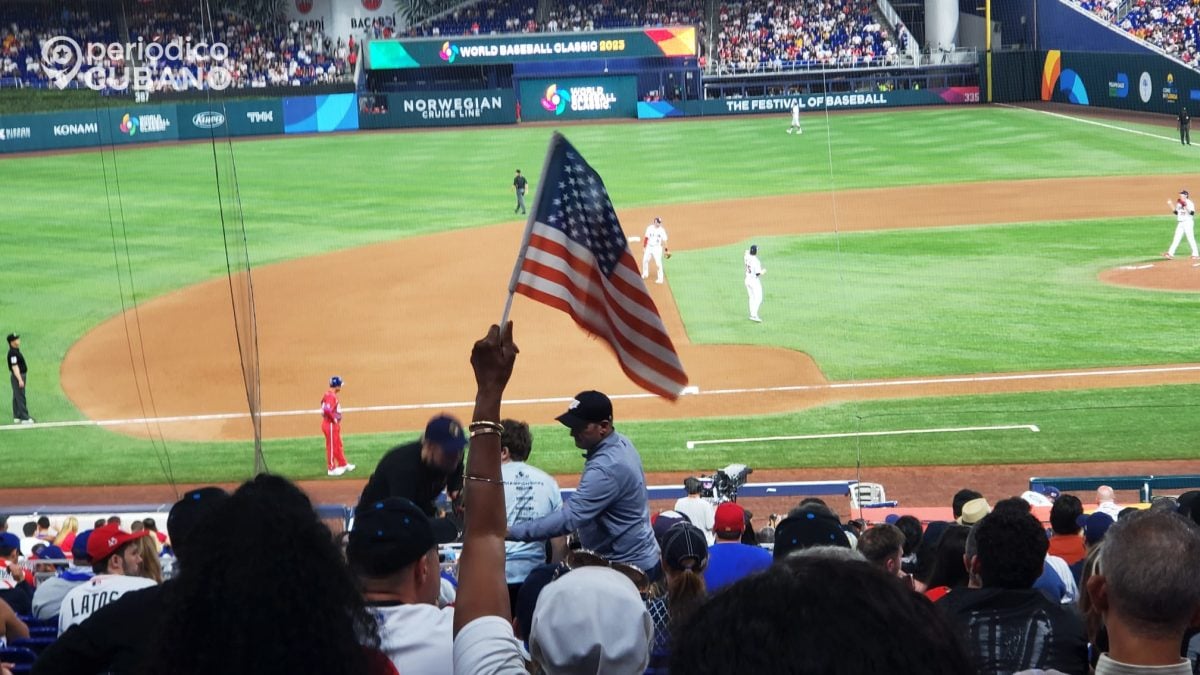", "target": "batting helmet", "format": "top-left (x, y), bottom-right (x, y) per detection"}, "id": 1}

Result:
top-left (330, 376), bottom-right (344, 388)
